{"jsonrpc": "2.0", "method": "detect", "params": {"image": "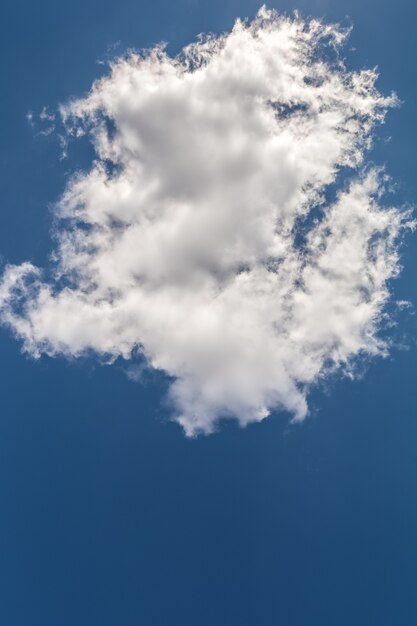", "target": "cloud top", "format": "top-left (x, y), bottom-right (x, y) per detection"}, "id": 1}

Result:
top-left (0, 8), bottom-right (410, 435)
